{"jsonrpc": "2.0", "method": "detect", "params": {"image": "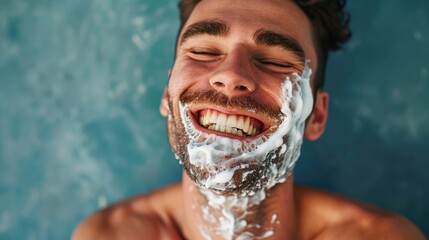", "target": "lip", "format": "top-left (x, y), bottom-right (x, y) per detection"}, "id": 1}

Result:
top-left (187, 104), bottom-right (275, 139)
